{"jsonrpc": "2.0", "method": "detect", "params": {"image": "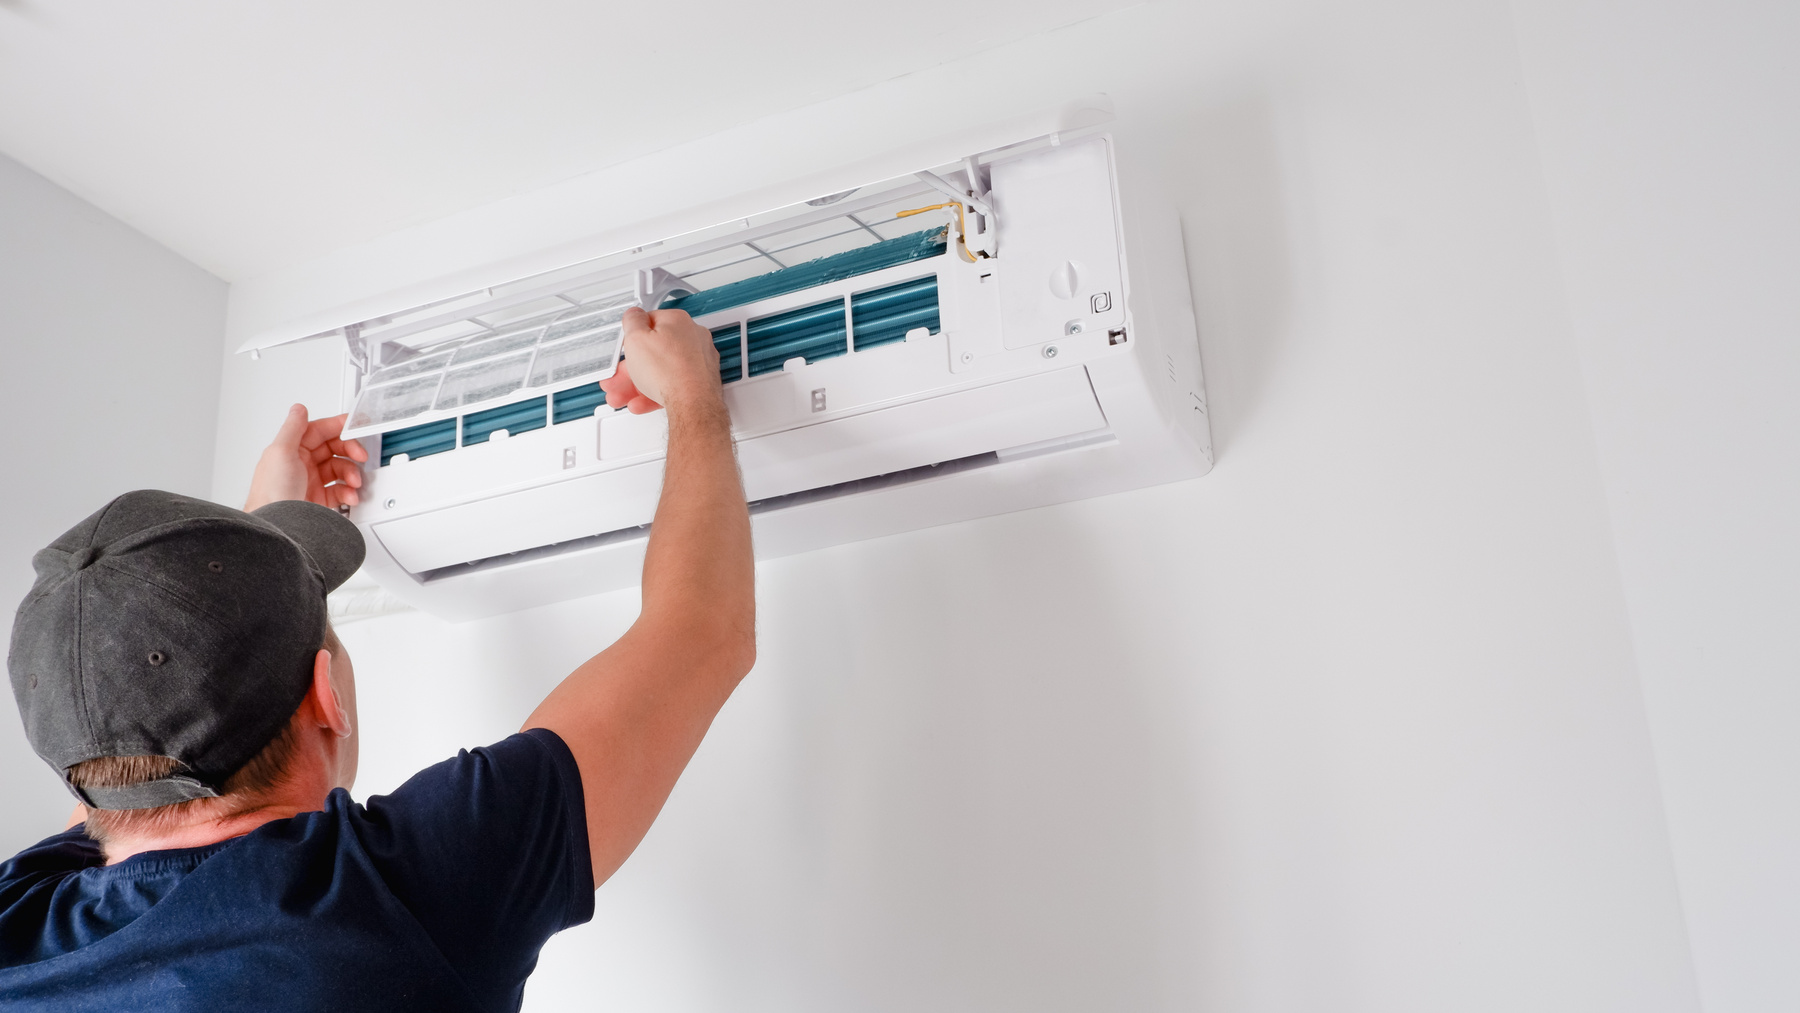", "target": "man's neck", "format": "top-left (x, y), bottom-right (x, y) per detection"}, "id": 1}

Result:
top-left (94, 718), bottom-right (347, 864)
top-left (101, 802), bottom-right (314, 865)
